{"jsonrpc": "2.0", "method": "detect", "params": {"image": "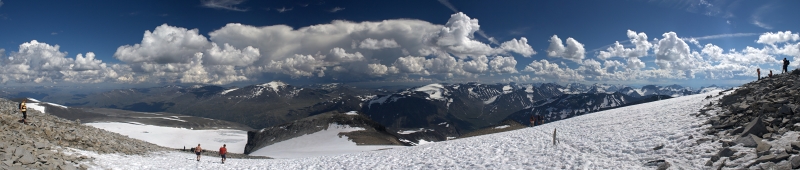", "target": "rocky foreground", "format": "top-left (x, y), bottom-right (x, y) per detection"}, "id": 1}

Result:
top-left (701, 69), bottom-right (800, 169)
top-left (0, 98), bottom-right (169, 170)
